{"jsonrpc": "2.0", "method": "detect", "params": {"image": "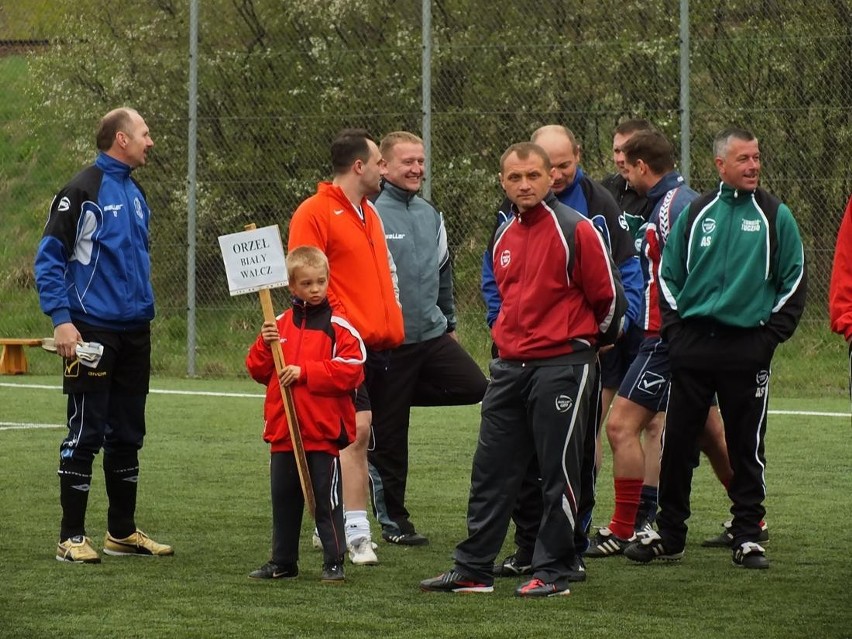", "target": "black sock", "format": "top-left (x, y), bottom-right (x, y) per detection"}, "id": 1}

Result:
top-left (636, 485), bottom-right (659, 525)
top-left (58, 461), bottom-right (93, 540)
top-left (104, 453), bottom-right (139, 538)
